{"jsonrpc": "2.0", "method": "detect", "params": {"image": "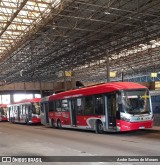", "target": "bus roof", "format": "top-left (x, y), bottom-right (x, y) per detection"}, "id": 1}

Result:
top-left (10, 98), bottom-right (41, 105)
top-left (49, 82), bottom-right (147, 100)
top-left (0, 104), bottom-right (7, 107)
